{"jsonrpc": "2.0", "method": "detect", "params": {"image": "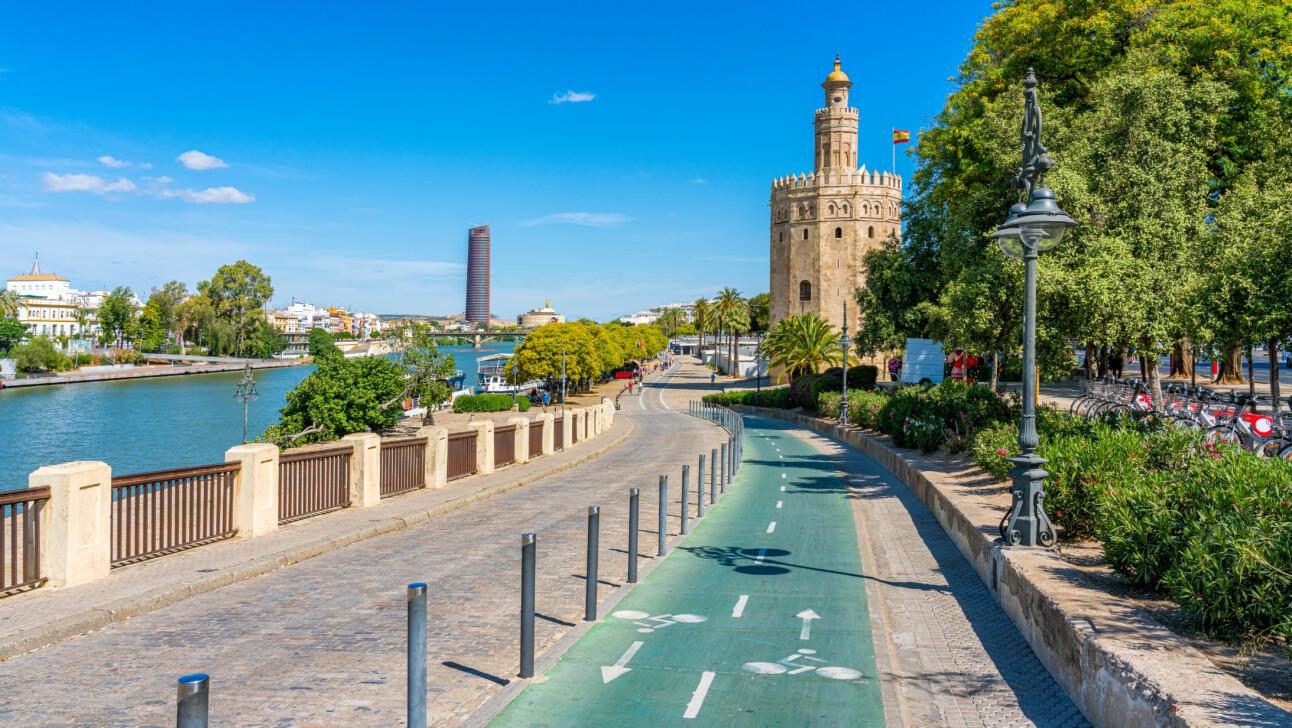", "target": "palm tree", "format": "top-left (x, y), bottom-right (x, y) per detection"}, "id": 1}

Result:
top-left (713, 287), bottom-right (743, 375)
top-left (692, 297), bottom-right (710, 360)
top-left (0, 290), bottom-right (21, 319)
top-left (762, 313), bottom-right (851, 381)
